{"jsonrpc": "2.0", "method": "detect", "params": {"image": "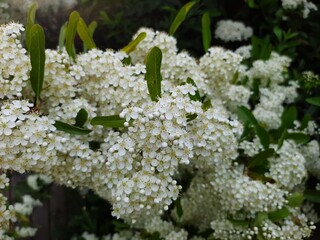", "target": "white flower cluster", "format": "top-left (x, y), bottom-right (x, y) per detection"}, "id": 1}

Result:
top-left (0, 23), bottom-right (30, 99)
top-left (266, 141), bottom-right (307, 190)
top-left (214, 20), bottom-right (253, 42)
top-left (281, 0), bottom-right (318, 18)
top-left (27, 173), bottom-right (52, 191)
top-left (0, 22), bottom-right (318, 240)
top-left (14, 226), bottom-right (38, 238)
